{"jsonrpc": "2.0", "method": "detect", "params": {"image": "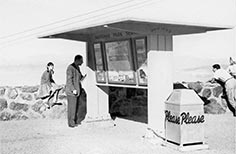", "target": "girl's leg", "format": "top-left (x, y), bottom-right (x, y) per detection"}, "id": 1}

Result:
top-left (47, 90), bottom-right (55, 108)
top-left (47, 88), bottom-right (62, 108)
